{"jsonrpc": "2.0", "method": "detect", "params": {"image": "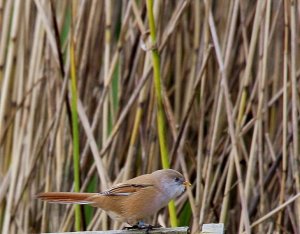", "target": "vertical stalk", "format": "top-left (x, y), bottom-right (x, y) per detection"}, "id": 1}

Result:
top-left (277, 0), bottom-right (289, 230)
top-left (102, 1), bottom-right (111, 227)
top-left (146, 0), bottom-right (177, 227)
top-left (70, 6), bottom-right (81, 231)
top-left (289, 0), bottom-right (300, 230)
top-left (103, 0), bottom-right (111, 151)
